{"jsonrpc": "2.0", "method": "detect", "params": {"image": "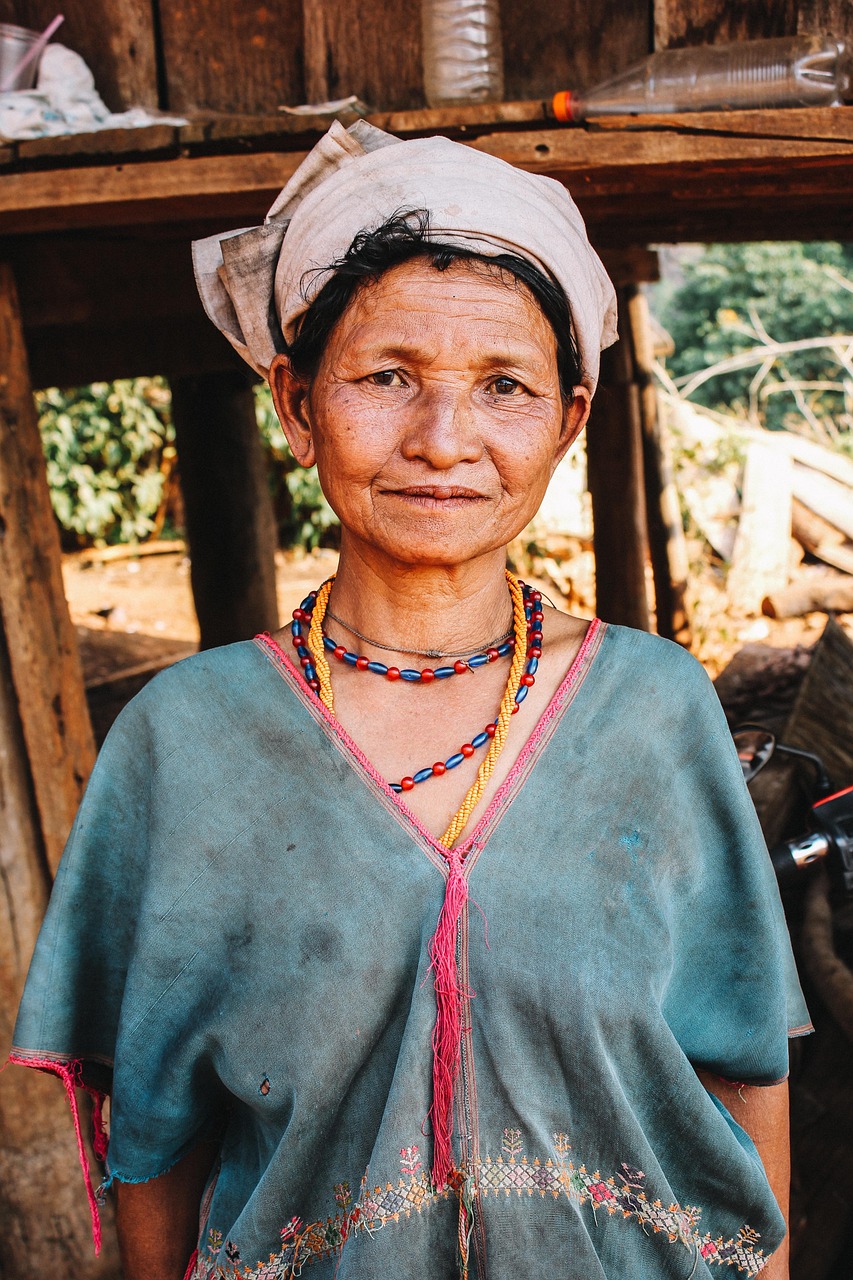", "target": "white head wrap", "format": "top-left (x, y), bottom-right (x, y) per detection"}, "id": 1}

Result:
top-left (193, 120), bottom-right (617, 392)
